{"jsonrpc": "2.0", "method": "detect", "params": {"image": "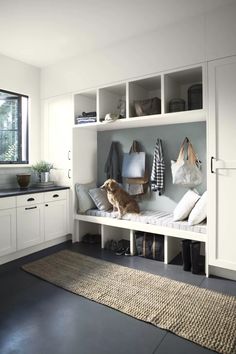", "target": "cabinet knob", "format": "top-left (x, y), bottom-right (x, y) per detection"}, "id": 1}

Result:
top-left (45, 204), bottom-right (48, 207)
